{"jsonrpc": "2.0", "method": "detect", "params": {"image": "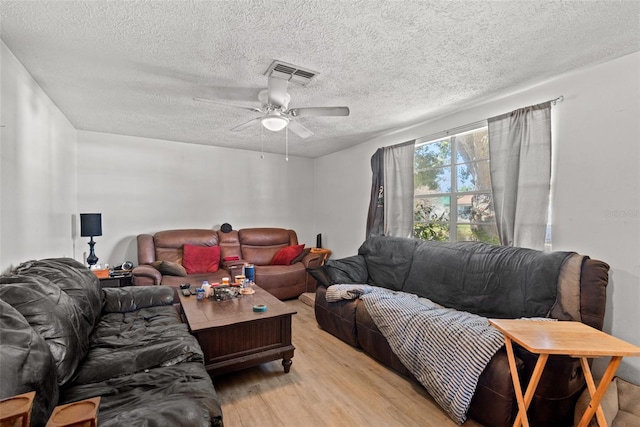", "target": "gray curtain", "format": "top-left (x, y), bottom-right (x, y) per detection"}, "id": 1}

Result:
top-left (366, 142), bottom-right (415, 239)
top-left (383, 142), bottom-right (415, 237)
top-left (366, 148), bottom-right (385, 238)
top-left (488, 101), bottom-right (552, 249)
